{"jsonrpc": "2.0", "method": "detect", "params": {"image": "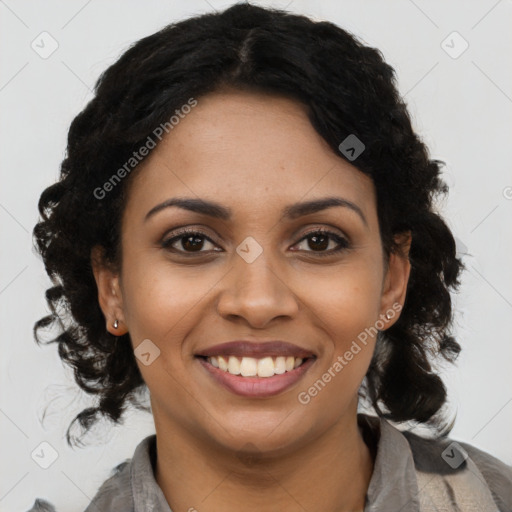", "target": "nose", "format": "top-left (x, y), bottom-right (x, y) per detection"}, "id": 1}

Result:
top-left (216, 250), bottom-right (299, 329)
